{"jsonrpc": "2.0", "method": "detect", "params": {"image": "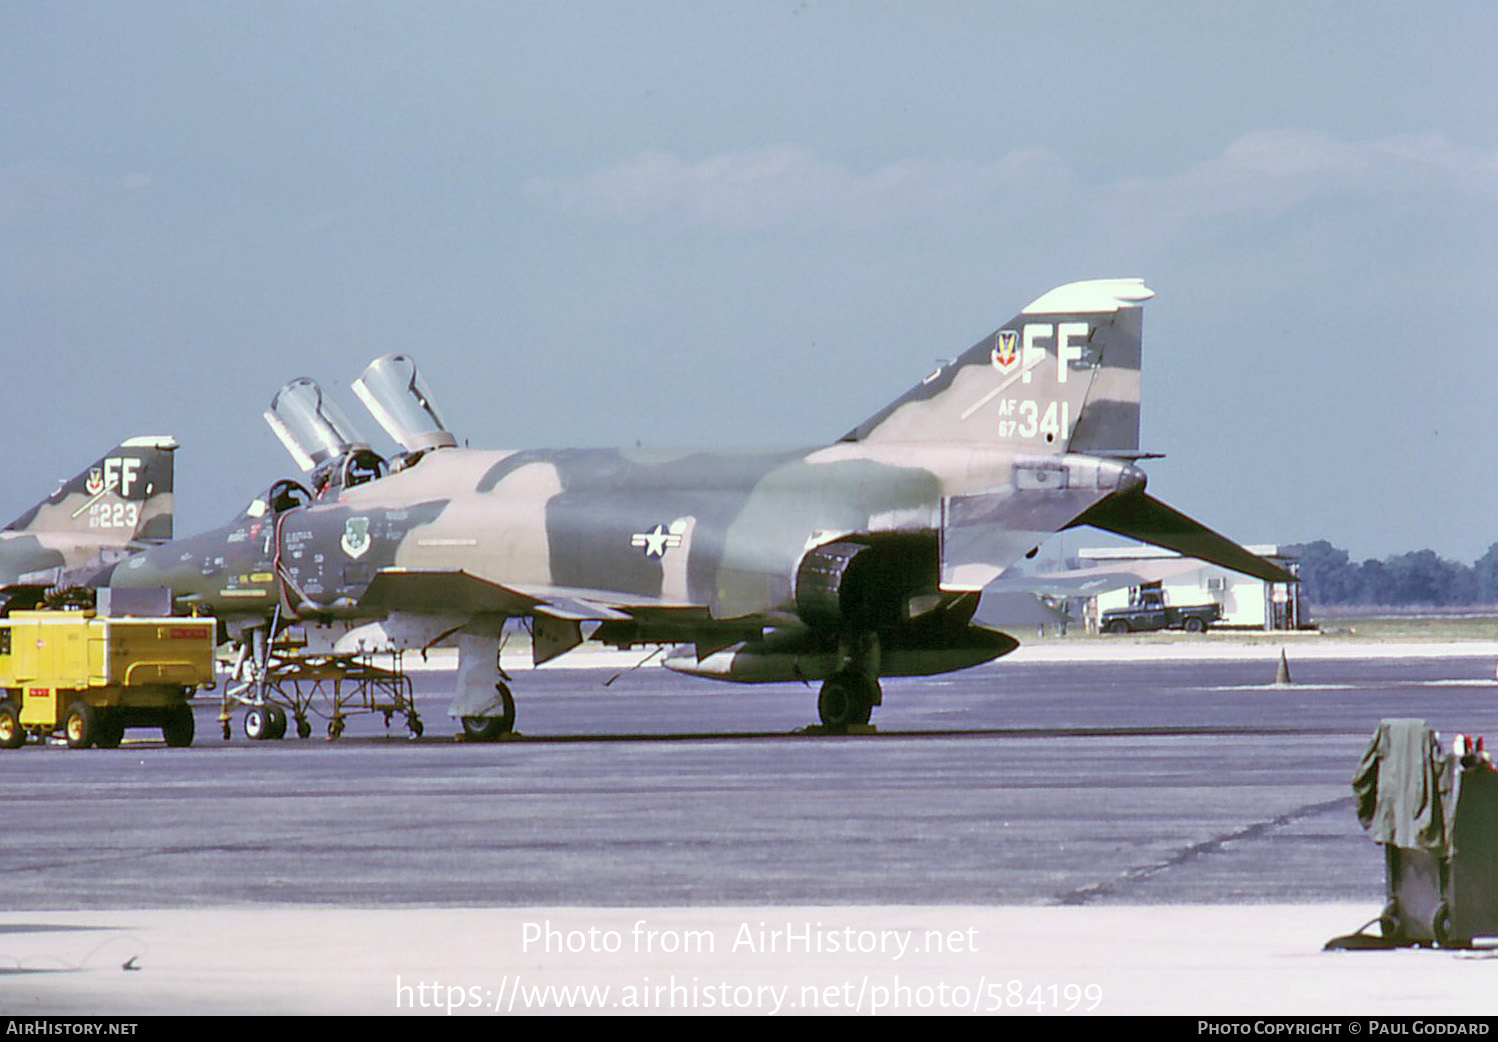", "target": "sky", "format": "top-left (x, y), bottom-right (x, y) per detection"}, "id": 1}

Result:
top-left (2, 1), bottom-right (1496, 563)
